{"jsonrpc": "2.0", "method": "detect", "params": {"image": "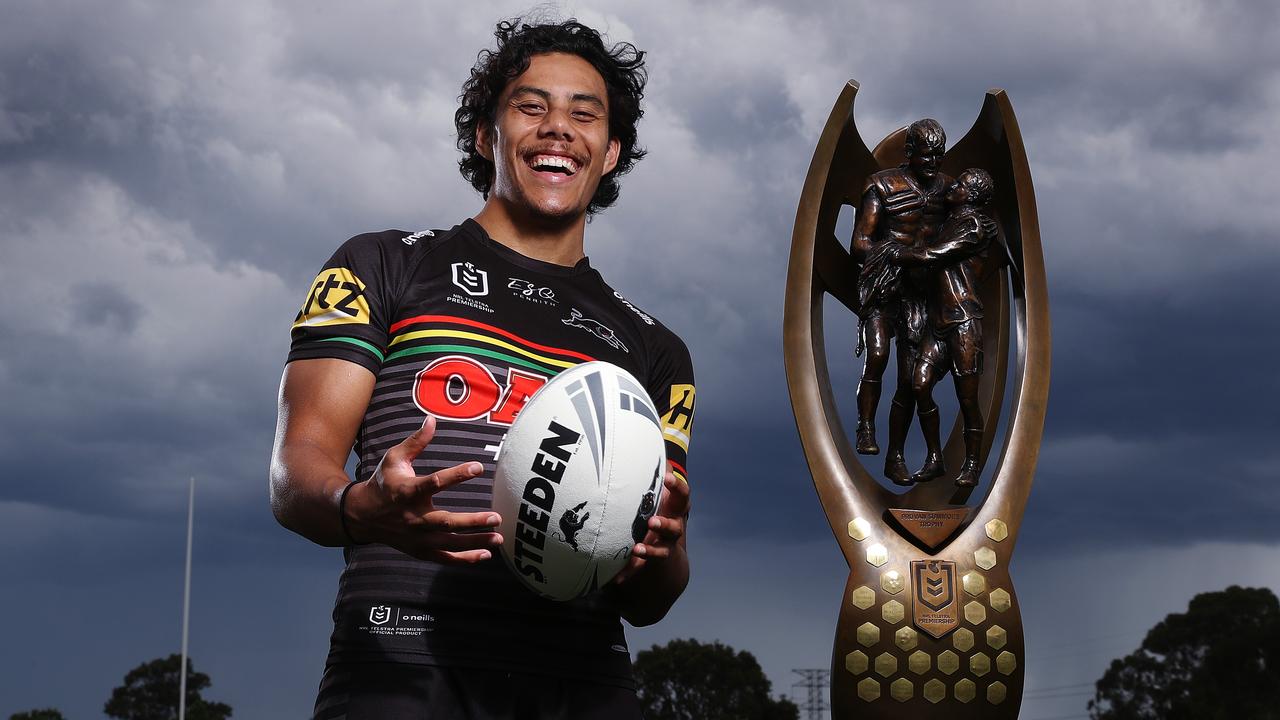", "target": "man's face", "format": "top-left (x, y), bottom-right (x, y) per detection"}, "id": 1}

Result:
top-left (907, 142), bottom-right (944, 181)
top-left (478, 52), bottom-right (620, 223)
